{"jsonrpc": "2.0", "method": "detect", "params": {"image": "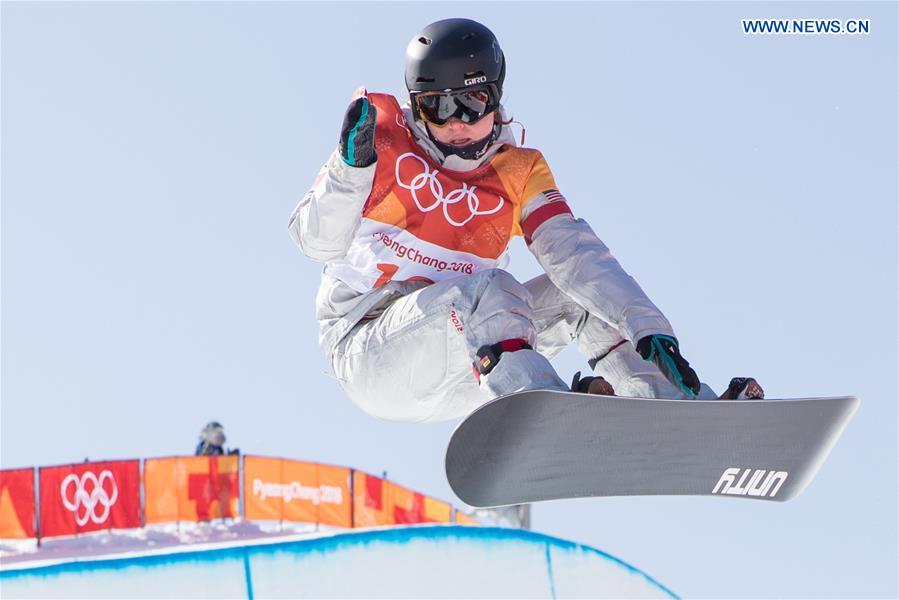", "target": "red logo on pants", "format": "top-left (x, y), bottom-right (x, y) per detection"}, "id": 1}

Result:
top-left (450, 310), bottom-right (464, 333)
